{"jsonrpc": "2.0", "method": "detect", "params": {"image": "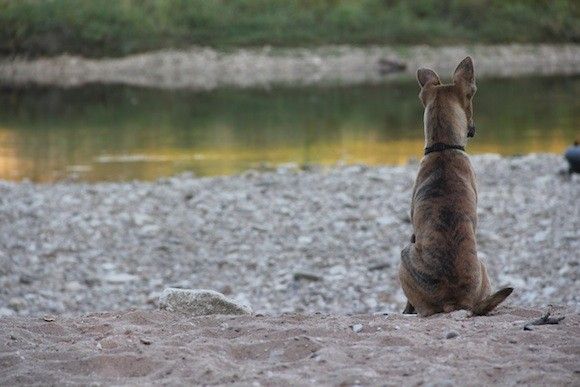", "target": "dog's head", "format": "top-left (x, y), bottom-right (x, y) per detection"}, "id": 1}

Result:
top-left (417, 57), bottom-right (477, 145)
